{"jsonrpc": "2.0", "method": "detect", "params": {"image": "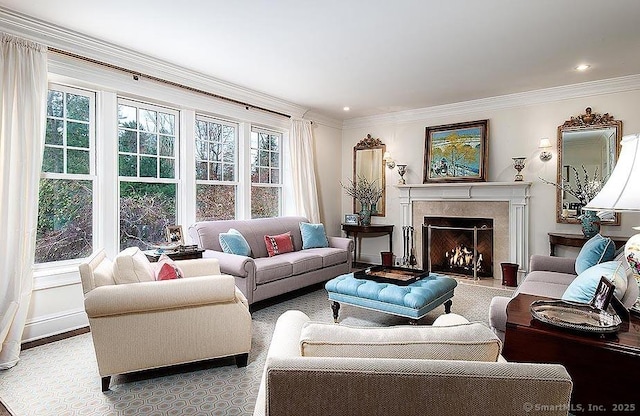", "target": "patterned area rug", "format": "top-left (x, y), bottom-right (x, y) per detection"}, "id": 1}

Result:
top-left (0, 280), bottom-right (512, 415)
